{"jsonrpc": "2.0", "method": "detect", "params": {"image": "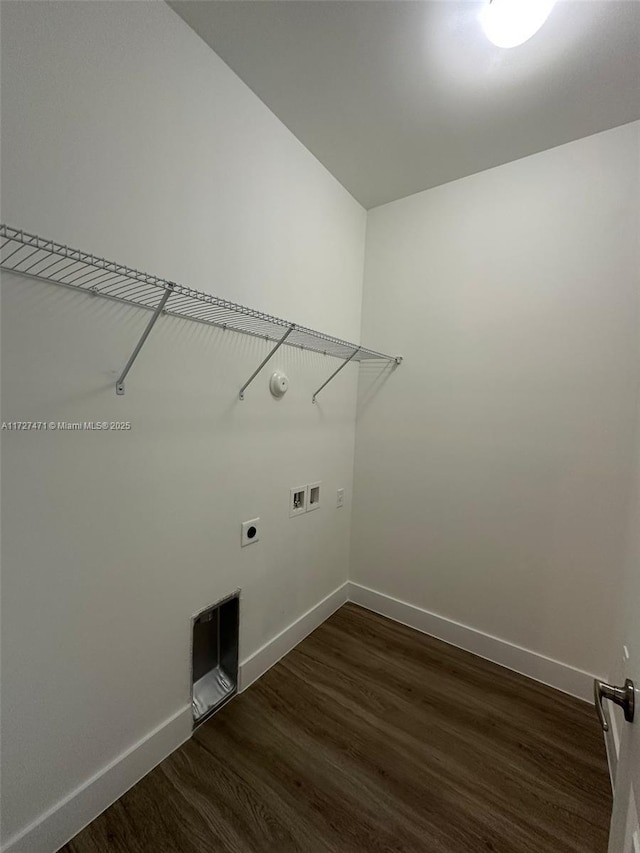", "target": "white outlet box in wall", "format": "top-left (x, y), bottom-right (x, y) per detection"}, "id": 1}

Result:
top-left (307, 482), bottom-right (321, 511)
top-left (289, 486), bottom-right (307, 517)
top-left (336, 488), bottom-right (345, 508)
